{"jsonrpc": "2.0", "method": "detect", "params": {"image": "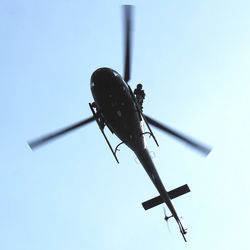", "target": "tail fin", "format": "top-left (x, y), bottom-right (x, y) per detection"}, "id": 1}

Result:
top-left (142, 184), bottom-right (190, 210)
